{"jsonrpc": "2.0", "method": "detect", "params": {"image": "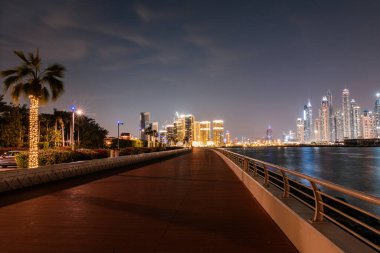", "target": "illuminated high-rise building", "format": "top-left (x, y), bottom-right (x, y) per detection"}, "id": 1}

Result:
top-left (303, 99), bottom-right (313, 143)
top-left (314, 118), bottom-right (321, 142)
top-left (320, 96), bottom-right (330, 142)
top-left (342, 89), bottom-right (351, 139)
top-left (374, 93), bottom-right (380, 138)
top-left (193, 121), bottom-right (200, 143)
top-left (225, 130), bottom-right (231, 146)
top-left (158, 129), bottom-right (167, 143)
top-left (199, 121), bottom-right (211, 146)
top-left (212, 120), bottom-right (224, 147)
top-left (140, 112), bottom-right (150, 141)
top-left (361, 110), bottom-right (376, 139)
top-left (296, 118), bottom-right (304, 143)
top-left (266, 124), bottom-right (273, 141)
top-left (350, 99), bottom-right (361, 139)
top-left (184, 114), bottom-right (195, 144)
top-left (174, 114), bottom-right (185, 144)
top-left (152, 122), bottom-right (159, 132)
top-left (165, 124), bottom-right (175, 146)
top-left (334, 110), bottom-right (344, 142)
top-left (327, 90), bottom-right (335, 142)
